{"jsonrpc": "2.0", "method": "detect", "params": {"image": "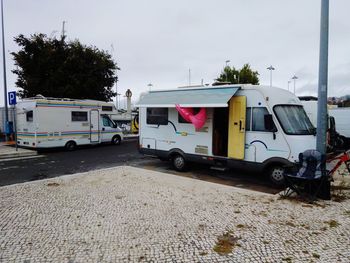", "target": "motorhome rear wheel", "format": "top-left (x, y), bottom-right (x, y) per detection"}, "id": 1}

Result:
top-left (172, 154), bottom-right (187, 172)
top-left (65, 141), bottom-right (77, 151)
